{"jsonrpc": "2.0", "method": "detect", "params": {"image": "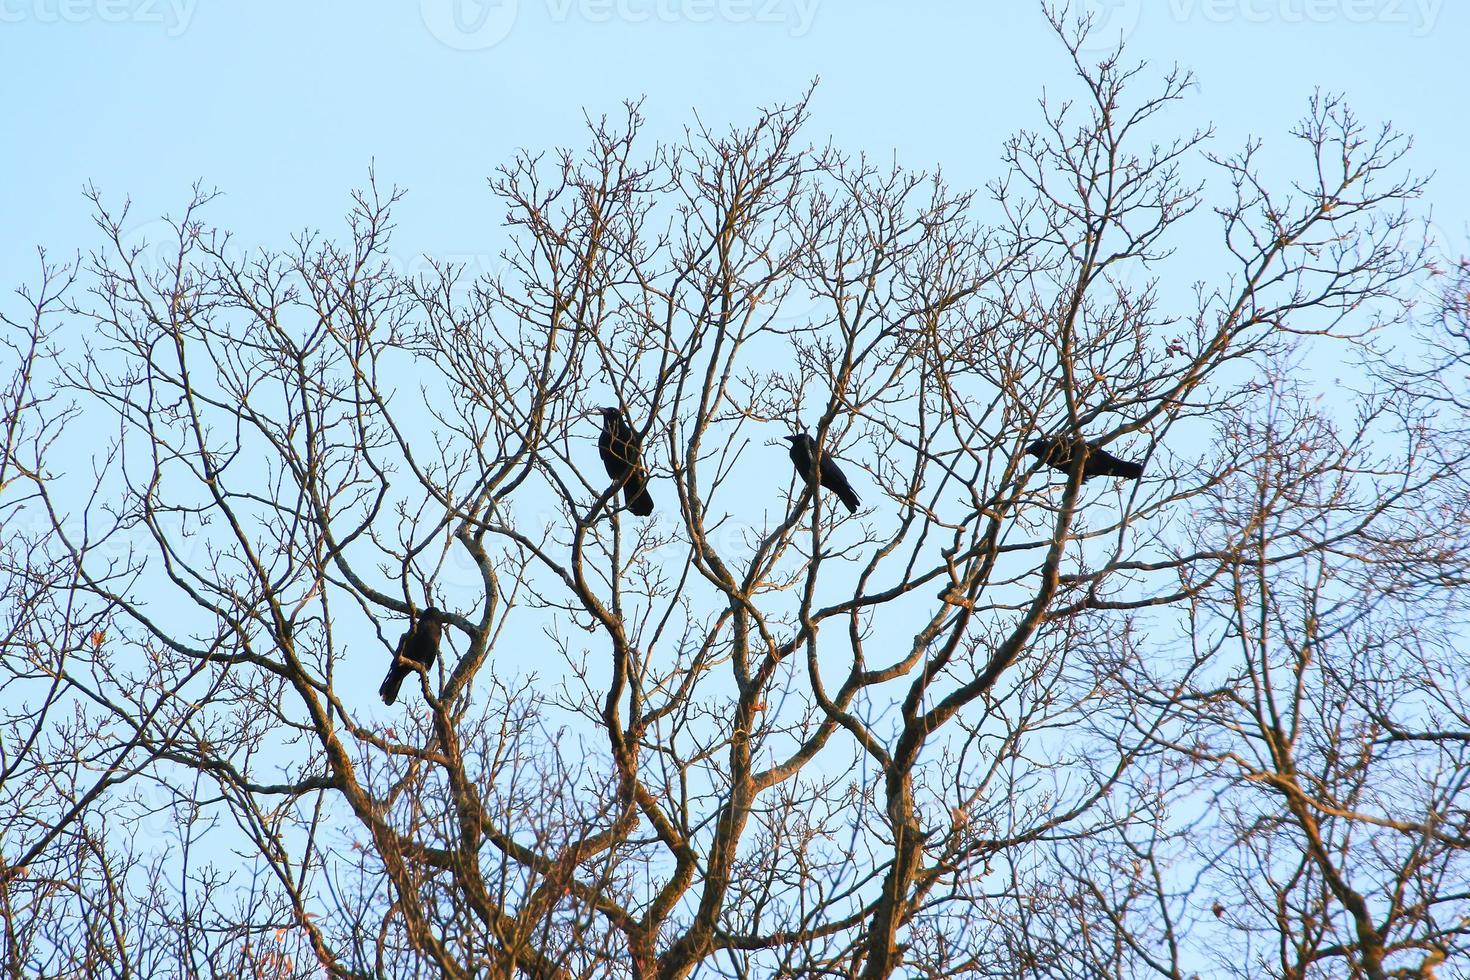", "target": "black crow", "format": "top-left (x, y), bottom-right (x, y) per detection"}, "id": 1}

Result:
top-left (1025, 435), bottom-right (1144, 481)
top-left (596, 407), bottom-right (654, 517)
top-left (784, 433), bottom-right (861, 513)
top-left (380, 606), bottom-right (445, 706)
